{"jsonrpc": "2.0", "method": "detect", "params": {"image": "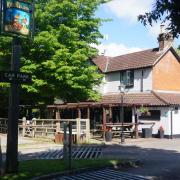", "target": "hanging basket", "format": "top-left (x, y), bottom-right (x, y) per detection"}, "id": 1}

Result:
top-left (138, 106), bottom-right (149, 115)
